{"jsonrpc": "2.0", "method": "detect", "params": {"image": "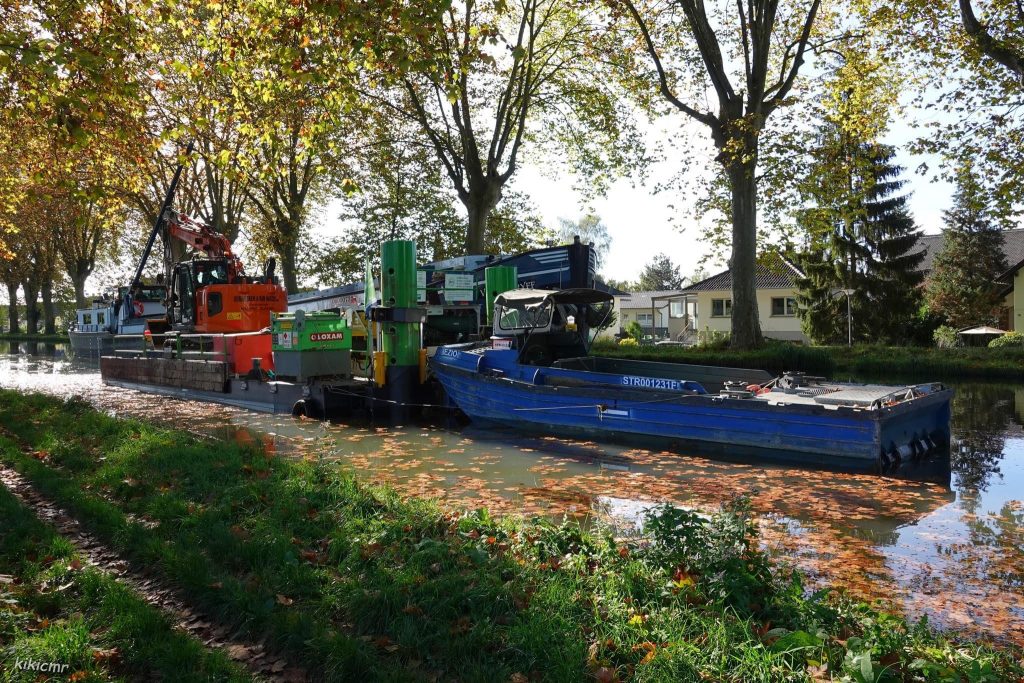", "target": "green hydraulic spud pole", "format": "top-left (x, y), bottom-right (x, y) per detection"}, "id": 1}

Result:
top-left (375, 239), bottom-right (424, 423)
top-left (484, 266), bottom-right (518, 326)
top-left (380, 240), bottom-right (419, 367)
